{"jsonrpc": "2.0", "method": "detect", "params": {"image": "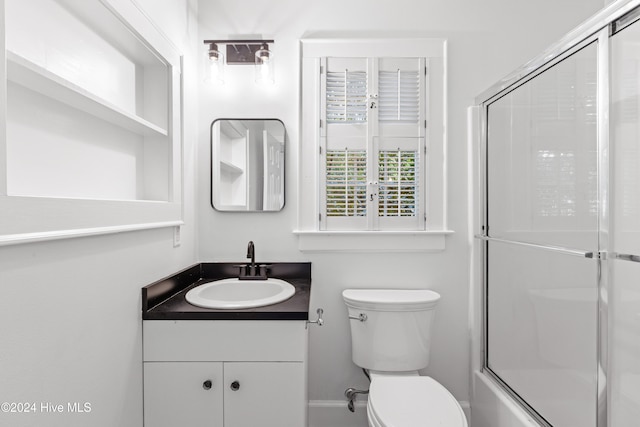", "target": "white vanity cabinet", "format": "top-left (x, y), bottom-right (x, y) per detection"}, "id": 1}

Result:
top-left (144, 362), bottom-right (224, 426)
top-left (143, 320), bottom-right (308, 427)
